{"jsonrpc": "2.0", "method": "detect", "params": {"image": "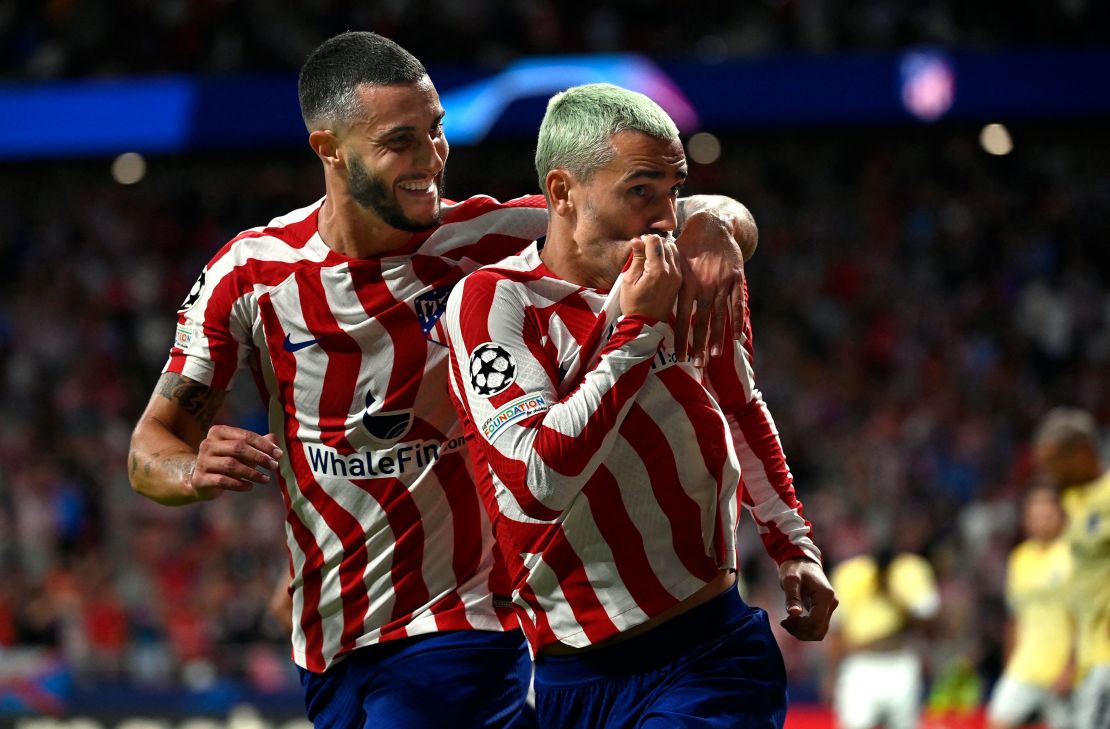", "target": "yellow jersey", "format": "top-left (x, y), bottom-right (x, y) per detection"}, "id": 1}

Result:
top-left (1062, 470), bottom-right (1110, 677)
top-left (831, 552), bottom-right (940, 649)
top-left (1003, 536), bottom-right (1072, 685)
